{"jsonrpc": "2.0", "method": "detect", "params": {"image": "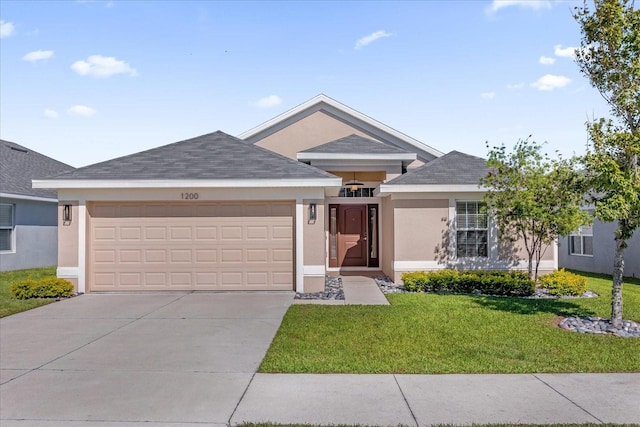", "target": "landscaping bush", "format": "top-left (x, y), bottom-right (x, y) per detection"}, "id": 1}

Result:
top-left (10, 277), bottom-right (74, 300)
top-left (400, 270), bottom-right (535, 296)
top-left (539, 269), bottom-right (587, 296)
top-left (400, 270), bottom-right (431, 292)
